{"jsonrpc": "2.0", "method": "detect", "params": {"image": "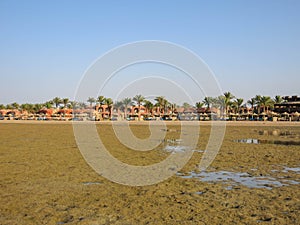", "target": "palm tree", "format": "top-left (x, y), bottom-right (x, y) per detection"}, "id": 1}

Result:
top-left (274, 95), bottom-right (283, 104)
top-left (44, 101), bottom-right (53, 109)
top-left (247, 98), bottom-right (256, 111)
top-left (216, 96), bottom-right (226, 116)
top-left (87, 97), bottom-right (96, 108)
top-left (144, 100), bottom-right (154, 115)
top-left (34, 104), bottom-right (43, 113)
top-left (68, 101), bottom-right (78, 109)
top-left (0, 104), bottom-right (5, 110)
top-left (62, 98), bottom-right (69, 108)
top-left (113, 101), bottom-right (124, 111)
top-left (203, 96), bottom-right (213, 110)
top-left (154, 96), bottom-right (168, 114)
top-left (255, 95), bottom-right (262, 113)
top-left (133, 95), bottom-right (145, 107)
top-left (260, 96), bottom-right (273, 113)
top-left (122, 97), bottom-right (133, 119)
top-left (20, 103), bottom-right (26, 111)
top-left (20, 103), bottom-right (30, 112)
top-left (11, 102), bottom-right (19, 110)
top-left (113, 101), bottom-right (124, 119)
top-left (195, 102), bottom-right (204, 119)
top-left (247, 97), bottom-right (256, 119)
top-left (53, 97), bottom-right (62, 108)
top-left (20, 103), bottom-right (34, 113)
top-left (104, 98), bottom-right (113, 119)
top-left (234, 98), bottom-right (244, 114)
top-left (6, 104), bottom-right (13, 110)
top-left (182, 102), bottom-right (191, 111)
top-left (195, 102), bottom-right (204, 110)
top-left (133, 94), bottom-right (145, 120)
top-left (224, 92), bottom-right (235, 116)
top-left (169, 103), bottom-right (177, 114)
top-left (97, 96), bottom-right (105, 106)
